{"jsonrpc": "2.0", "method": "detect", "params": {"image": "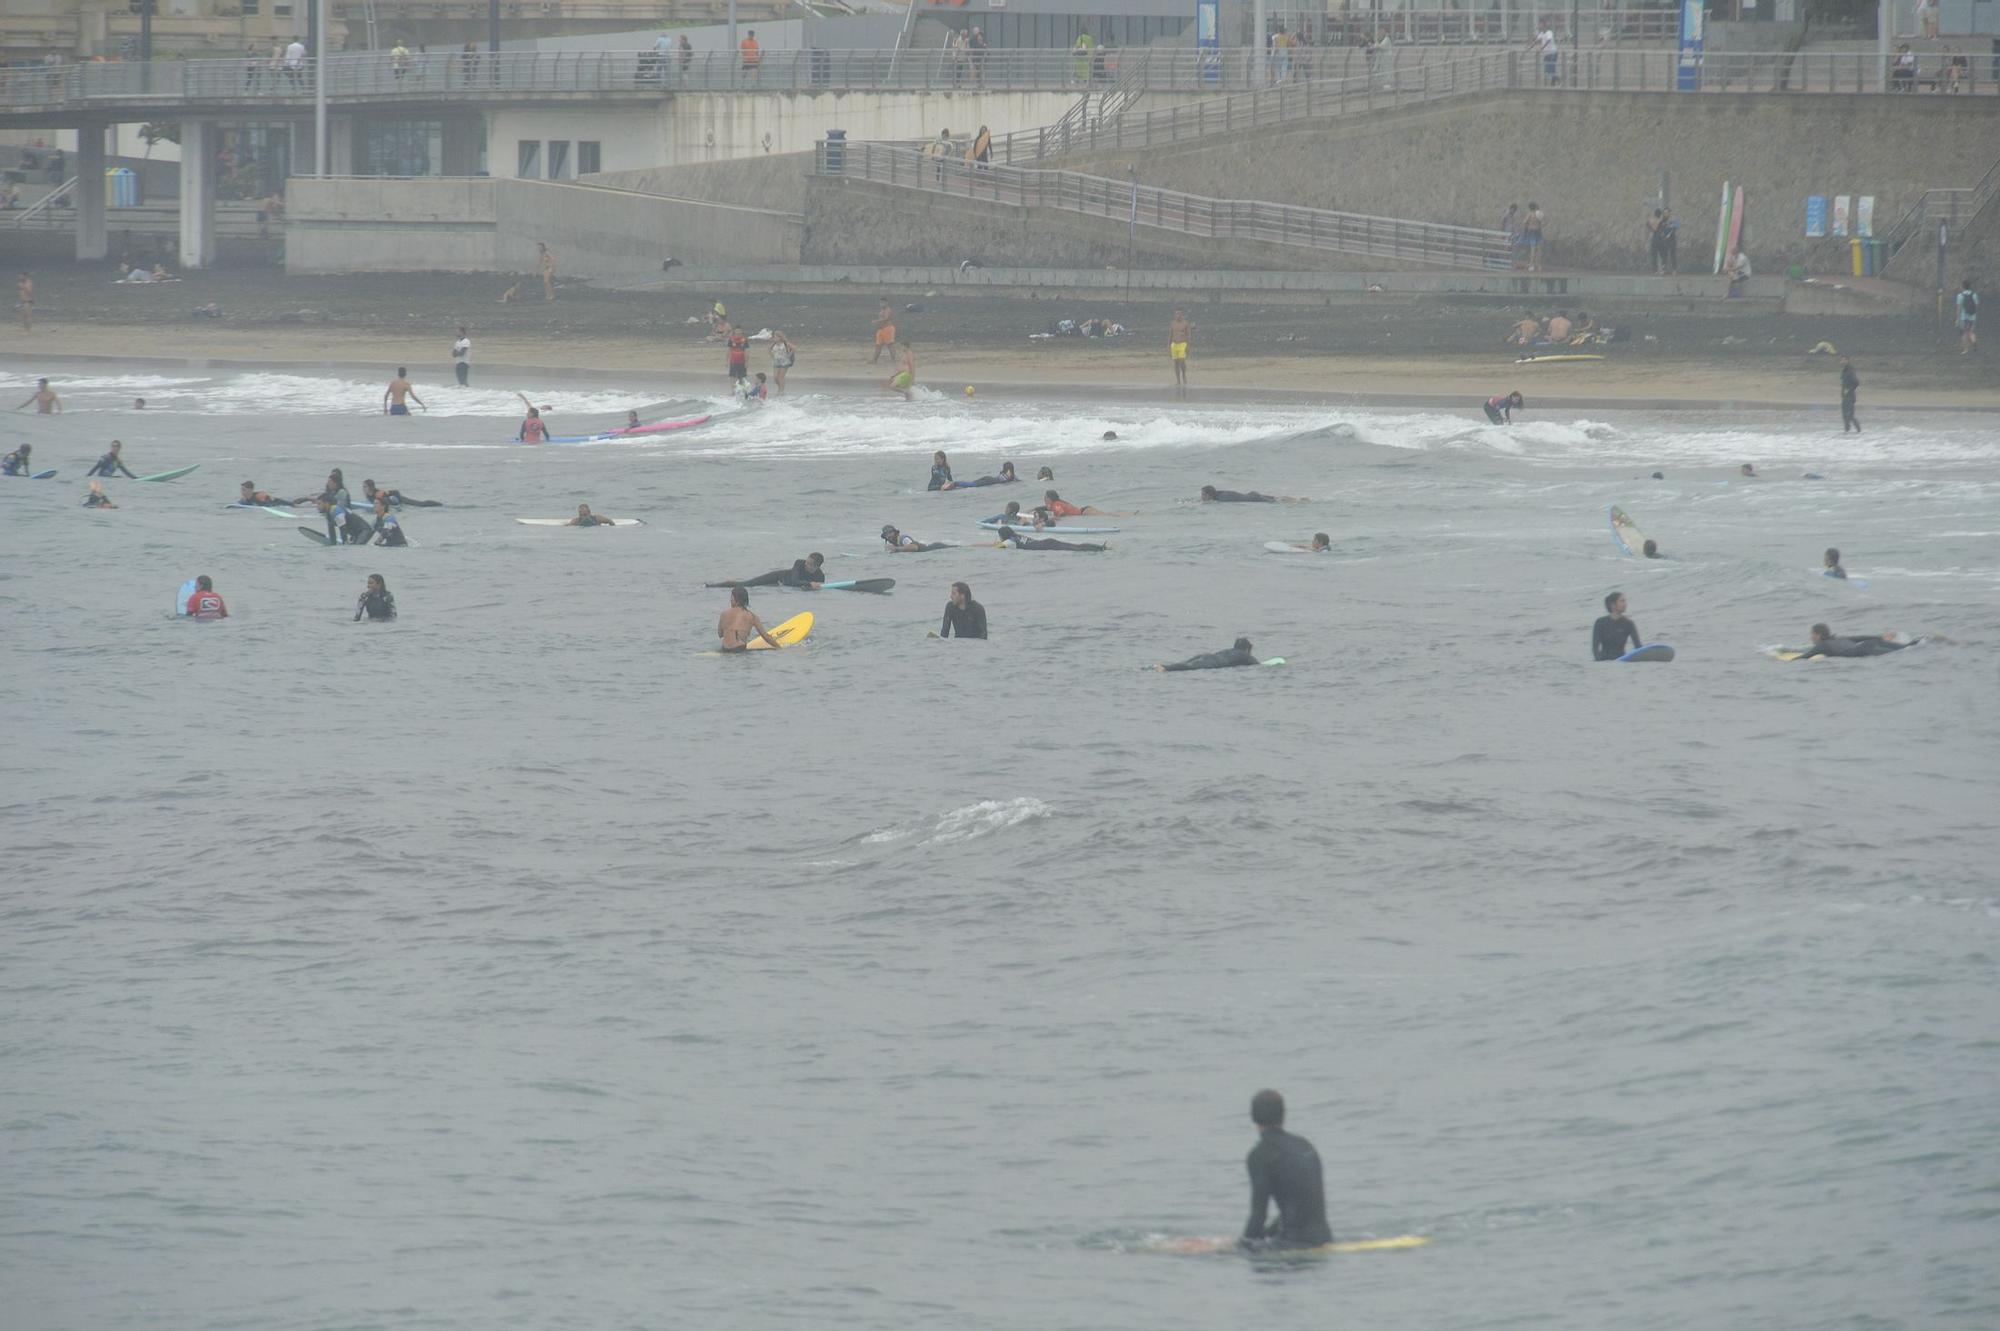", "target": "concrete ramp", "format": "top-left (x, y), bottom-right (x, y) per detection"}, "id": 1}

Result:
top-left (287, 176), bottom-right (802, 280)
